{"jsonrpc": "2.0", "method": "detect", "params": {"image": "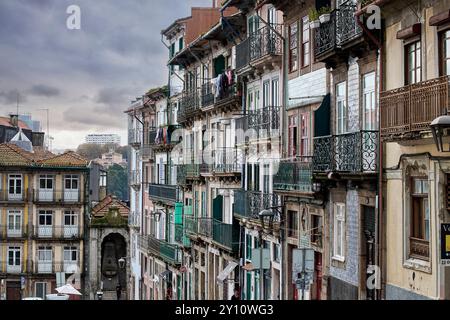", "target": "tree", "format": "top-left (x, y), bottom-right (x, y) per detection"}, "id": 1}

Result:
top-left (107, 164), bottom-right (129, 201)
